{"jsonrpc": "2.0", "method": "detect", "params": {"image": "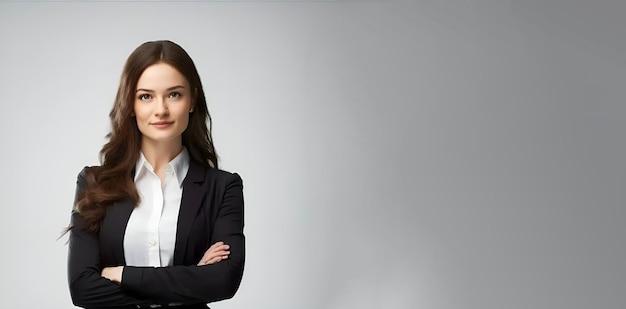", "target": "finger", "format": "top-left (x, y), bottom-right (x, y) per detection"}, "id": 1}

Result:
top-left (203, 247), bottom-right (230, 260)
top-left (211, 244), bottom-right (229, 252)
top-left (213, 252), bottom-right (229, 262)
top-left (211, 241), bottom-right (224, 248)
top-left (205, 242), bottom-right (223, 252)
top-left (202, 245), bottom-right (224, 258)
top-left (203, 243), bottom-right (226, 257)
top-left (203, 251), bottom-right (231, 265)
top-left (198, 256), bottom-right (217, 266)
top-left (206, 247), bottom-right (229, 257)
top-left (206, 256), bottom-right (222, 265)
top-left (198, 243), bottom-right (230, 265)
top-left (206, 250), bottom-right (230, 261)
top-left (199, 249), bottom-right (230, 265)
top-left (198, 251), bottom-right (218, 265)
